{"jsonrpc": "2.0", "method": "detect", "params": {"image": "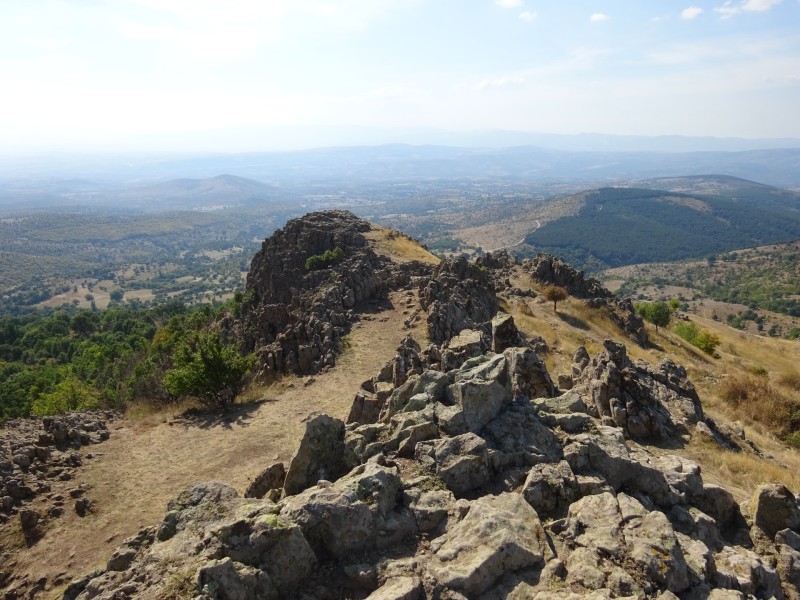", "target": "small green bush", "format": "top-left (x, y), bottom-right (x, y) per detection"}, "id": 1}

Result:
top-left (305, 247), bottom-right (345, 271)
top-left (672, 321), bottom-right (720, 355)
